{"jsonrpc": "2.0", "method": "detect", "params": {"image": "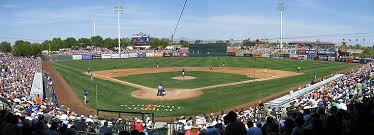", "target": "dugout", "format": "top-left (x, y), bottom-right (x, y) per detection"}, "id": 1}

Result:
top-left (188, 43), bottom-right (227, 57)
